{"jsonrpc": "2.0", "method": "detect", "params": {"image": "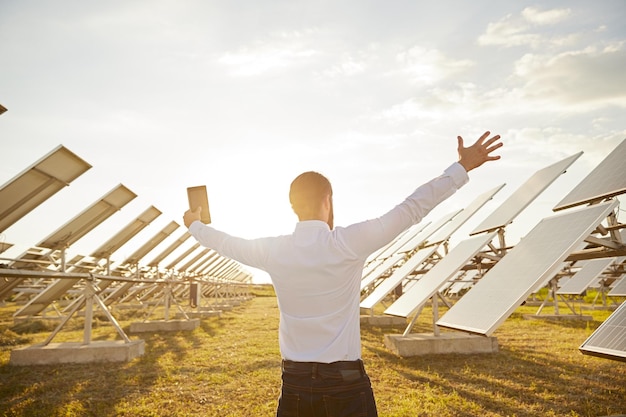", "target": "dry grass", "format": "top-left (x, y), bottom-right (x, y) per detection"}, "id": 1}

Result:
top-left (1, 287), bottom-right (625, 417)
